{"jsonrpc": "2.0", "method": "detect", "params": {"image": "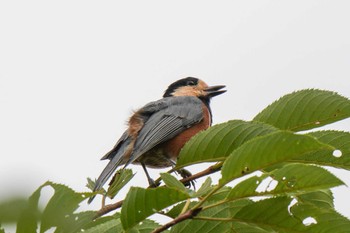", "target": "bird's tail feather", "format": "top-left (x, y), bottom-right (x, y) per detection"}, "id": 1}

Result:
top-left (88, 137), bottom-right (131, 204)
top-left (87, 156), bottom-right (124, 203)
